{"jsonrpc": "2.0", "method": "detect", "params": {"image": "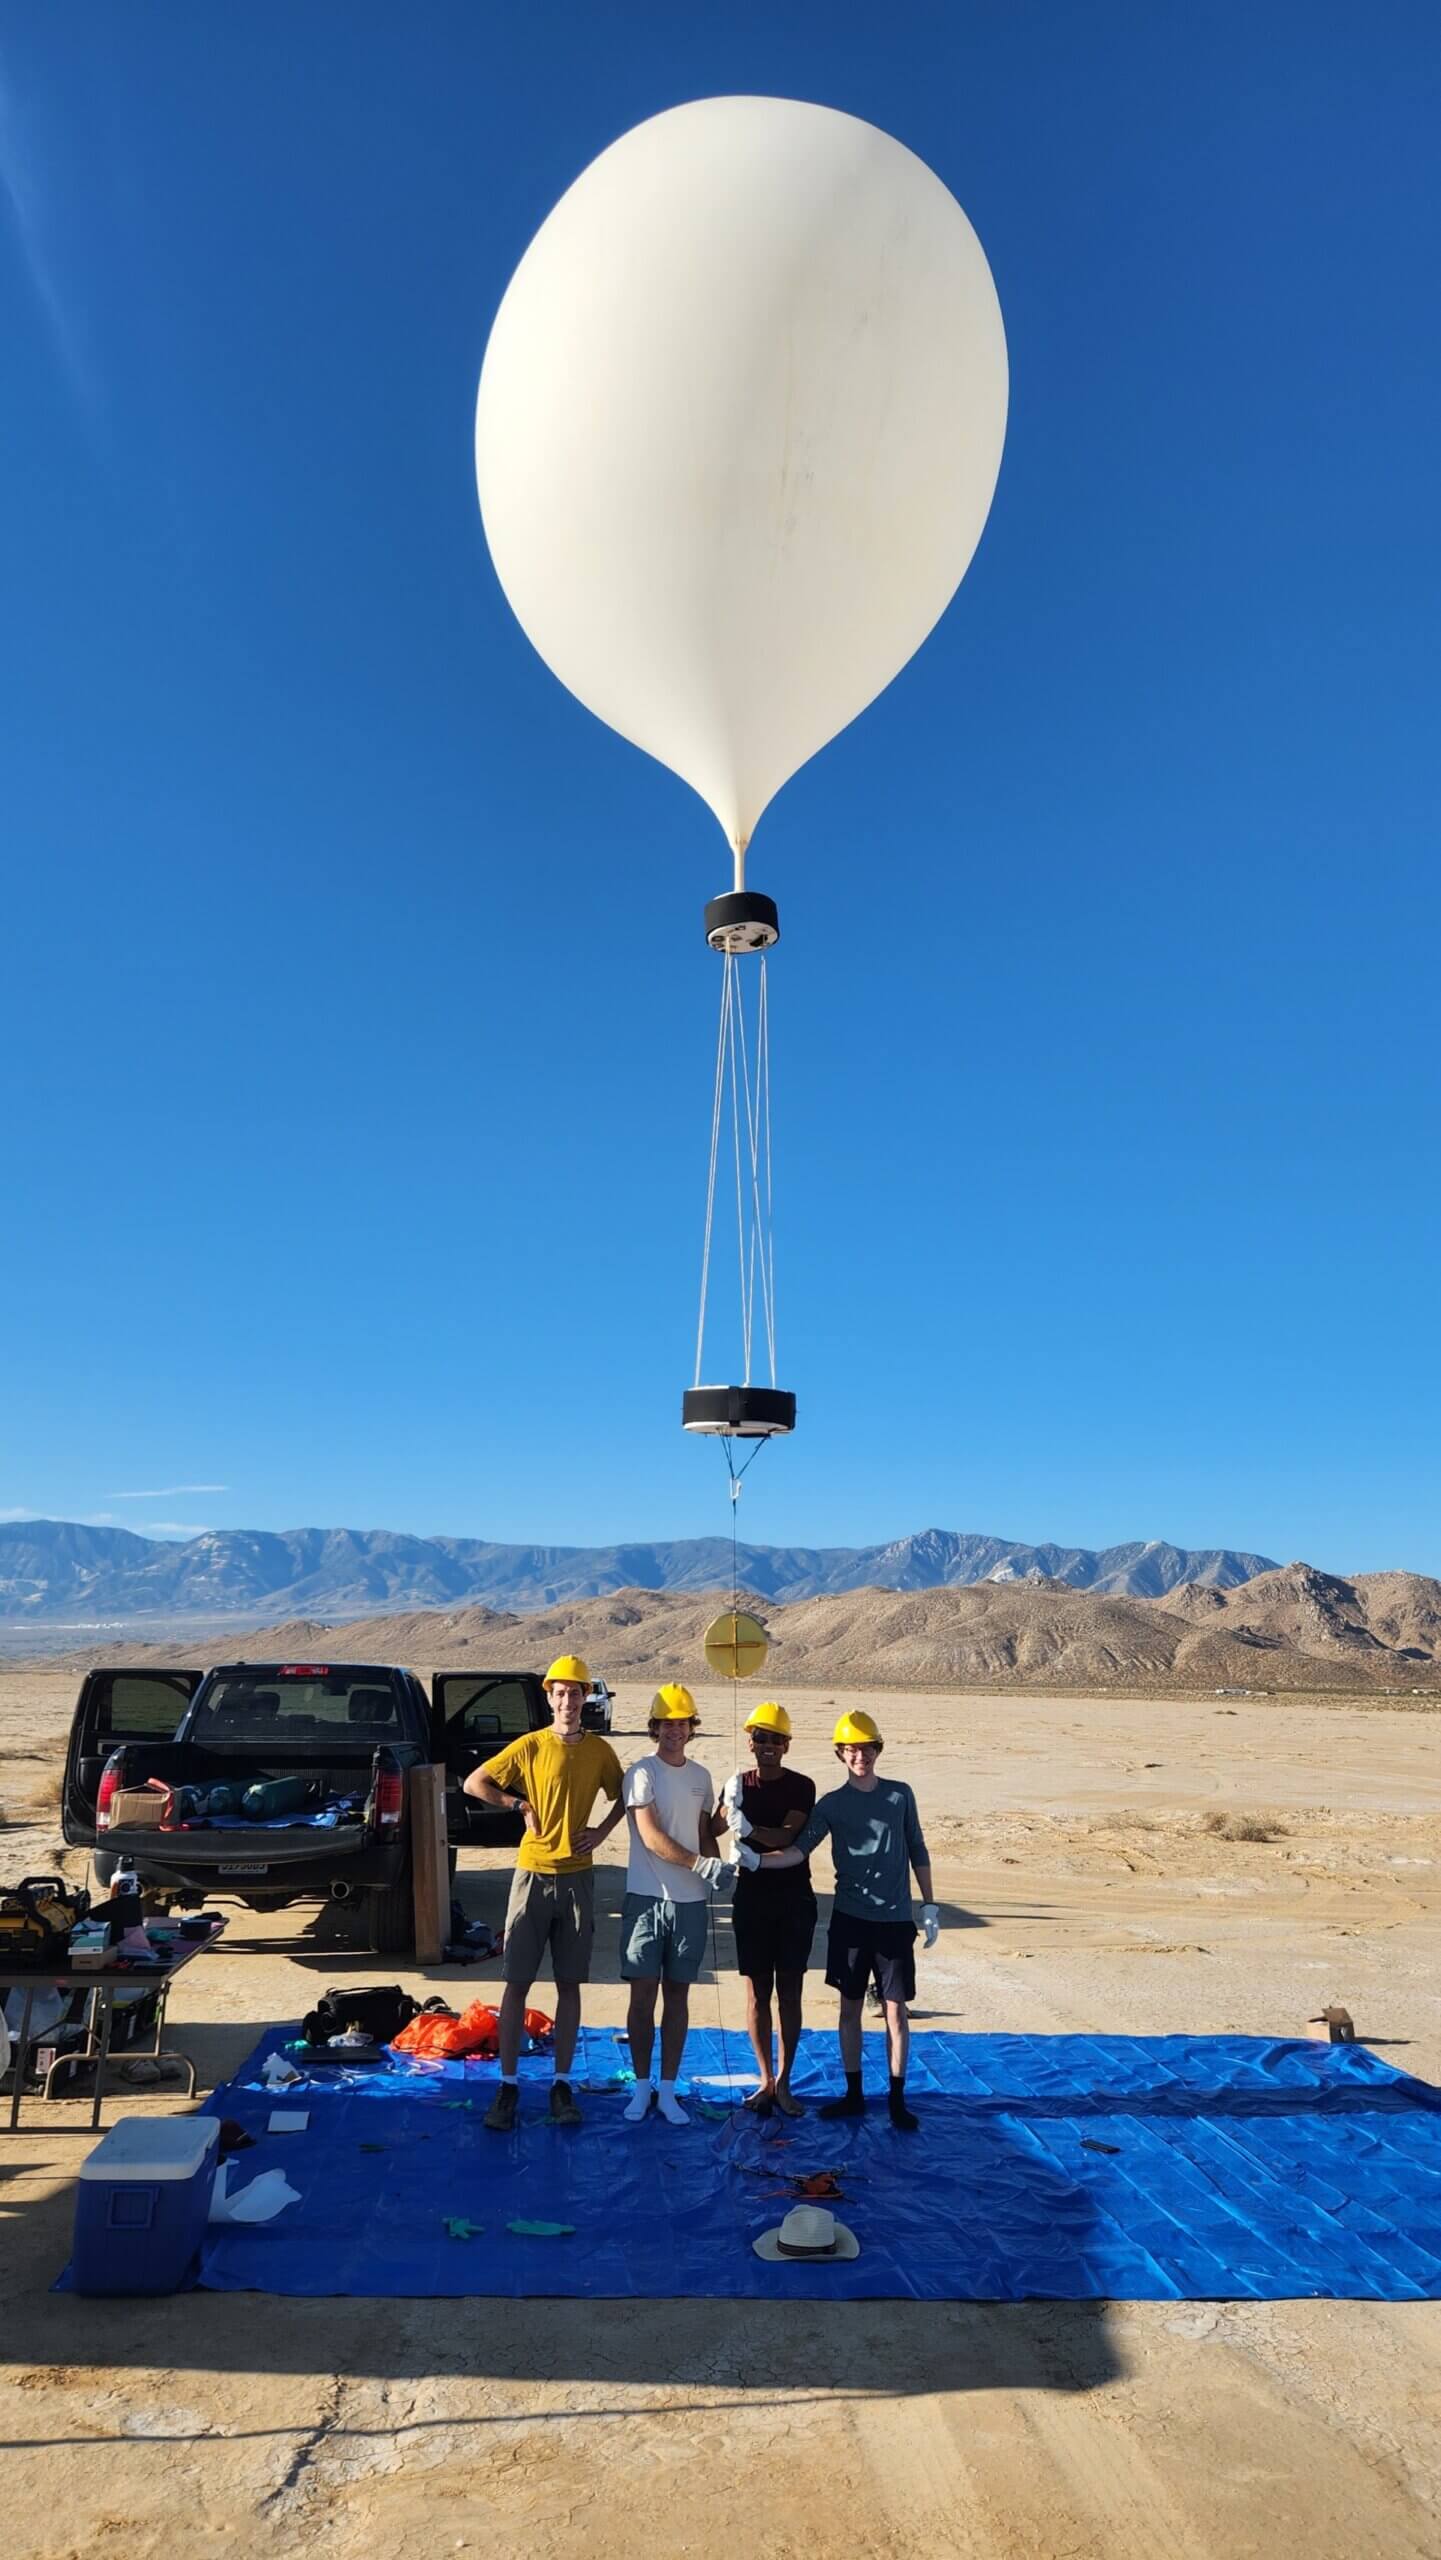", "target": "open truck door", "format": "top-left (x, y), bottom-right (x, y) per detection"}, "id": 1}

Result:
top-left (62, 1667), bottom-right (202, 1847)
top-left (433, 1671), bottom-right (549, 1847)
